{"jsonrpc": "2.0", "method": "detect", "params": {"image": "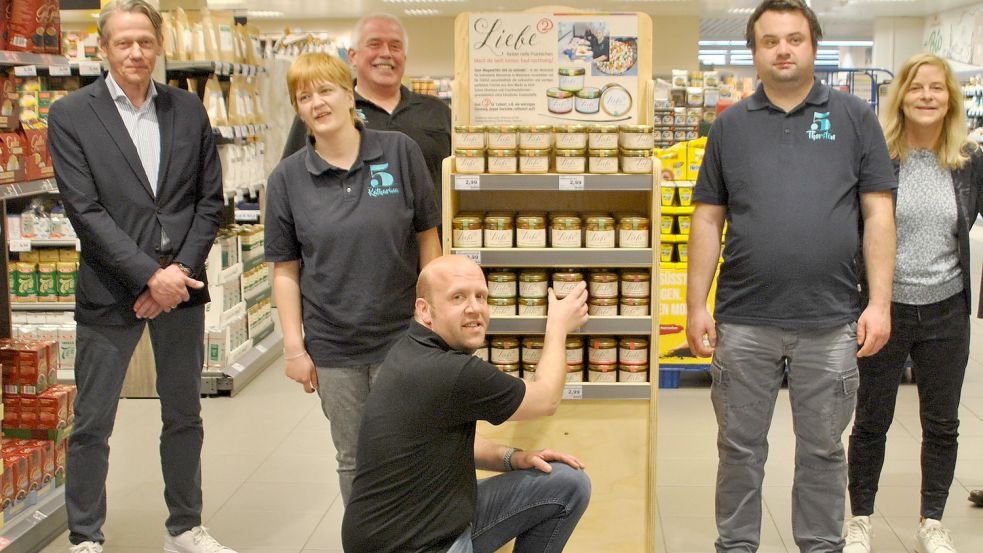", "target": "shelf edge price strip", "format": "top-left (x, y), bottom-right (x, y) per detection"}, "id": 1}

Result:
top-left (454, 174), bottom-right (480, 191)
top-left (78, 61), bottom-right (102, 76)
top-left (558, 175), bottom-right (585, 191)
top-left (457, 250), bottom-right (481, 265)
top-left (562, 384), bottom-right (583, 400)
top-left (13, 65), bottom-right (38, 77)
top-left (9, 239), bottom-right (31, 253)
top-left (48, 64), bottom-right (71, 77)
